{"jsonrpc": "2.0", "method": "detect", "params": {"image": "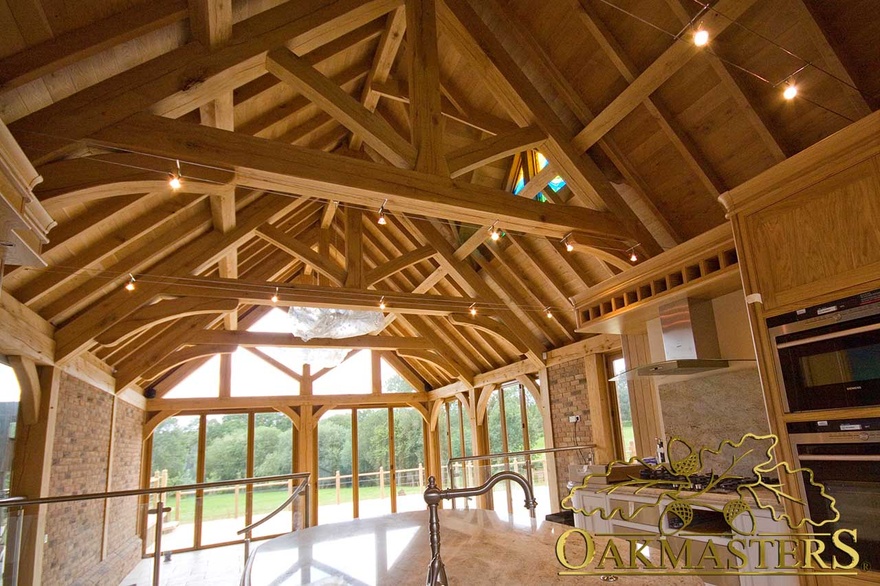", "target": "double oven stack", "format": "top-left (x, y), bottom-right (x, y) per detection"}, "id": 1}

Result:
top-left (768, 290), bottom-right (880, 571)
